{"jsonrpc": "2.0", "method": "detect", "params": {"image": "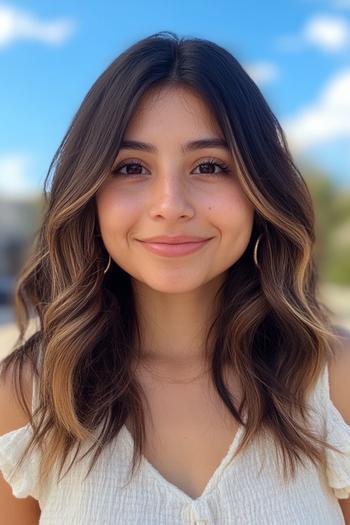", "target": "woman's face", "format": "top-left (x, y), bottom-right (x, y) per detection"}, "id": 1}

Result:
top-left (96, 85), bottom-right (255, 294)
